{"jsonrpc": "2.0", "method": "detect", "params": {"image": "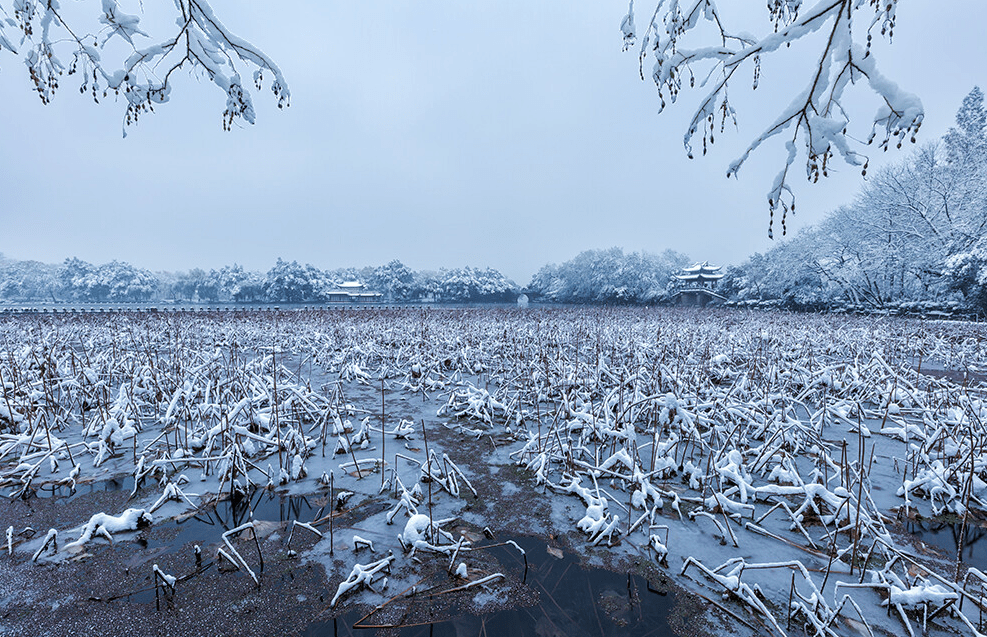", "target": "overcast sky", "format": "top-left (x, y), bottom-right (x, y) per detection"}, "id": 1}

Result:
top-left (1, 1), bottom-right (983, 284)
